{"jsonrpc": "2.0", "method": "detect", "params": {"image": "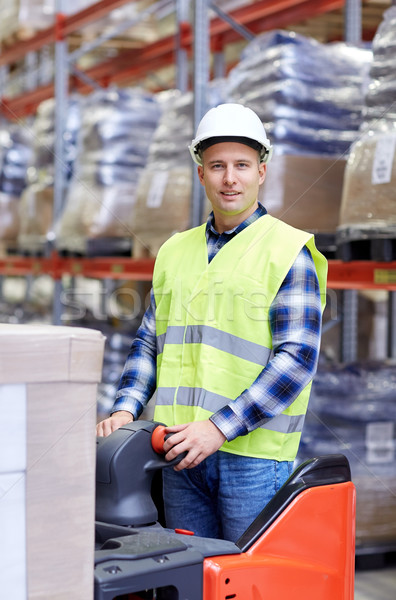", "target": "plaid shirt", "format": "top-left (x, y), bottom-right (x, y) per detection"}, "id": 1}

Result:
top-left (114, 204), bottom-right (323, 442)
